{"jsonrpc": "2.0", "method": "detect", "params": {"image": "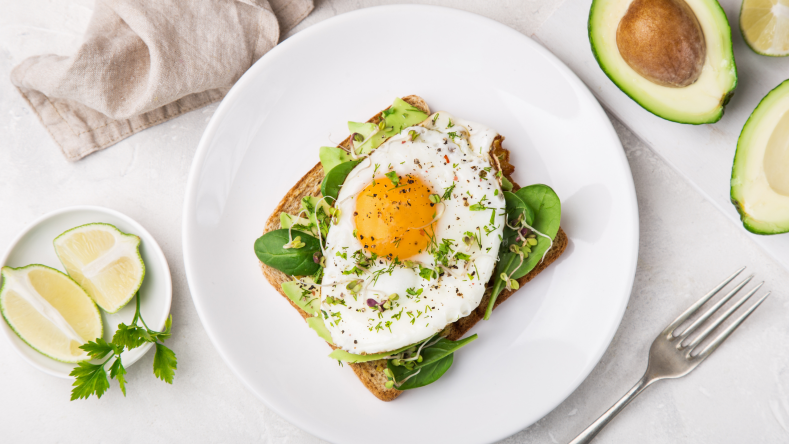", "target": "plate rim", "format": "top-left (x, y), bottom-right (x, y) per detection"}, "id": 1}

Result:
top-left (183, 4), bottom-right (639, 443)
top-left (0, 205), bottom-right (173, 379)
